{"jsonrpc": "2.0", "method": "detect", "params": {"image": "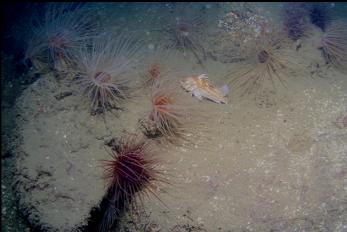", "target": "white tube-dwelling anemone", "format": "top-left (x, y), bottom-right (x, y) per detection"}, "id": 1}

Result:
top-left (22, 3), bottom-right (99, 71)
top-left (75, 33), bottom-right (143, 113)
top-left (147, 80), bottom-right (189, 141)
